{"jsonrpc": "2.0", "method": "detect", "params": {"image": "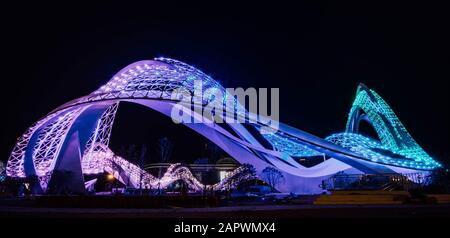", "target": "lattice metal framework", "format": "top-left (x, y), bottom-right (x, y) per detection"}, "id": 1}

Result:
top-left (7, 121), bottom-right (47, 178)
top-left (326, 133), bottom-right (438, 170)
top-left (6, 57), bottom-right (442, 195)
top-left (54, 58), bottom-right (243, 121)
top-left (6, 108), bottom-right (73, 177)
top-left (83, 144), bottom-right (253, 191)
top-left (82, 103), bottom-right (119, 174)
top-left (262, 133), bottom-right (323, 157)
top-left (32, 107), bottom-right (87, 177)
top-left (343, 85), bottom-right (440, 169)
top-left (83, 58), bottom-right (225, 105)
